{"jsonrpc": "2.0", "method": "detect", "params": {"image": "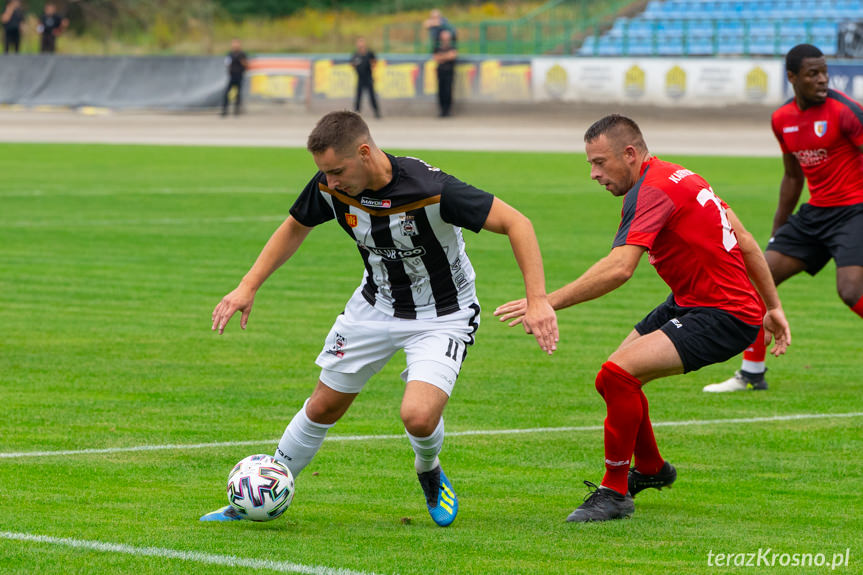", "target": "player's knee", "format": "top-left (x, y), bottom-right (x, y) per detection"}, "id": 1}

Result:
top-left (305, 396), bottom-right (345, 425)
top-left (837, 283), bottom-right (863, 308)
top-left (400, 406), bottom-right (437, 437)
top-left (594, 369), bottom-right (607, 398)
